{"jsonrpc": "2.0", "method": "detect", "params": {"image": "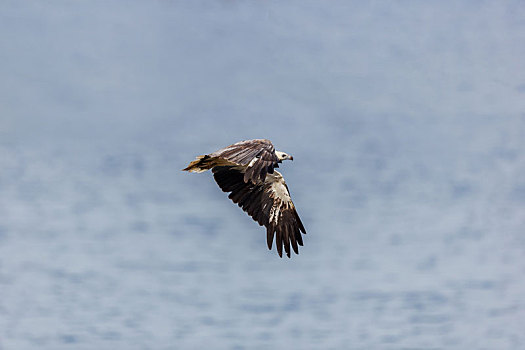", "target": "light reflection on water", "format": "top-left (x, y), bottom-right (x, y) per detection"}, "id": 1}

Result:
top-left (0, 141), bottom-right (523, 349)
top-left (1, 1), bottom-right (524, 349)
